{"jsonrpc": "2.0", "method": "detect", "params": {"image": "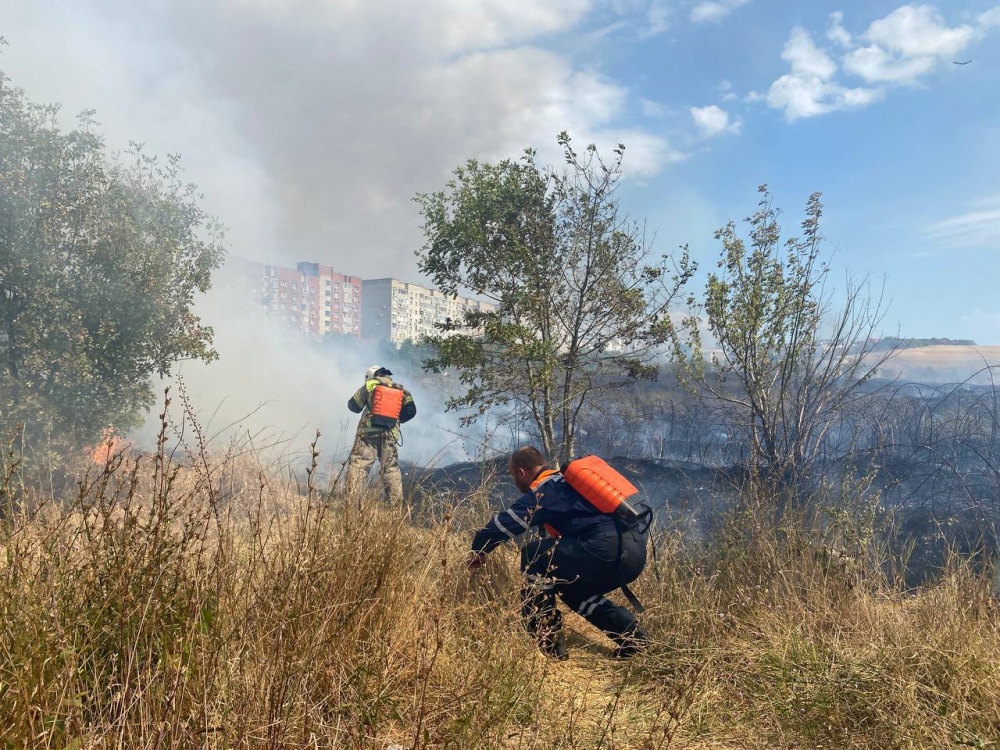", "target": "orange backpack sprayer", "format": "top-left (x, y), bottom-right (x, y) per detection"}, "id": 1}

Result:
top-left (370, 383), bottom-right (404, 429)
top-left (563, 455), bottom-right (647, 529)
